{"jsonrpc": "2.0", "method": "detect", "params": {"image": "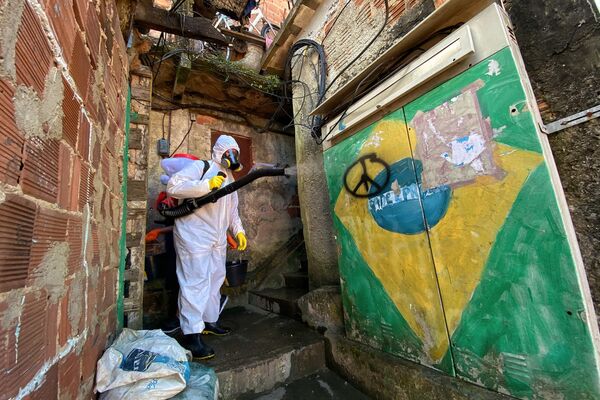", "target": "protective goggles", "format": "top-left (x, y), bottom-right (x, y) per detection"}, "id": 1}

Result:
top-left (221, 149), bottom-right (243, 172)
